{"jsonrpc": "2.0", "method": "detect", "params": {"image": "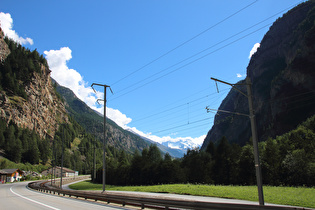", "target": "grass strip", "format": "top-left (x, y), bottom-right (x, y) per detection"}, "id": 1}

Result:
top-left (70, 181), bottom-right (315, 208)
